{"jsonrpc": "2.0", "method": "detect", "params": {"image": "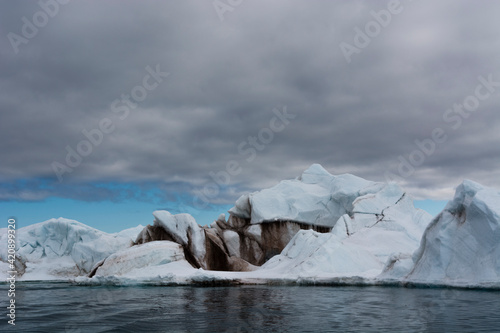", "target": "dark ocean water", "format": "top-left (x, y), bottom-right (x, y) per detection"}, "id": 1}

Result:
top-left (1, 282), bottom-right (499, 333)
